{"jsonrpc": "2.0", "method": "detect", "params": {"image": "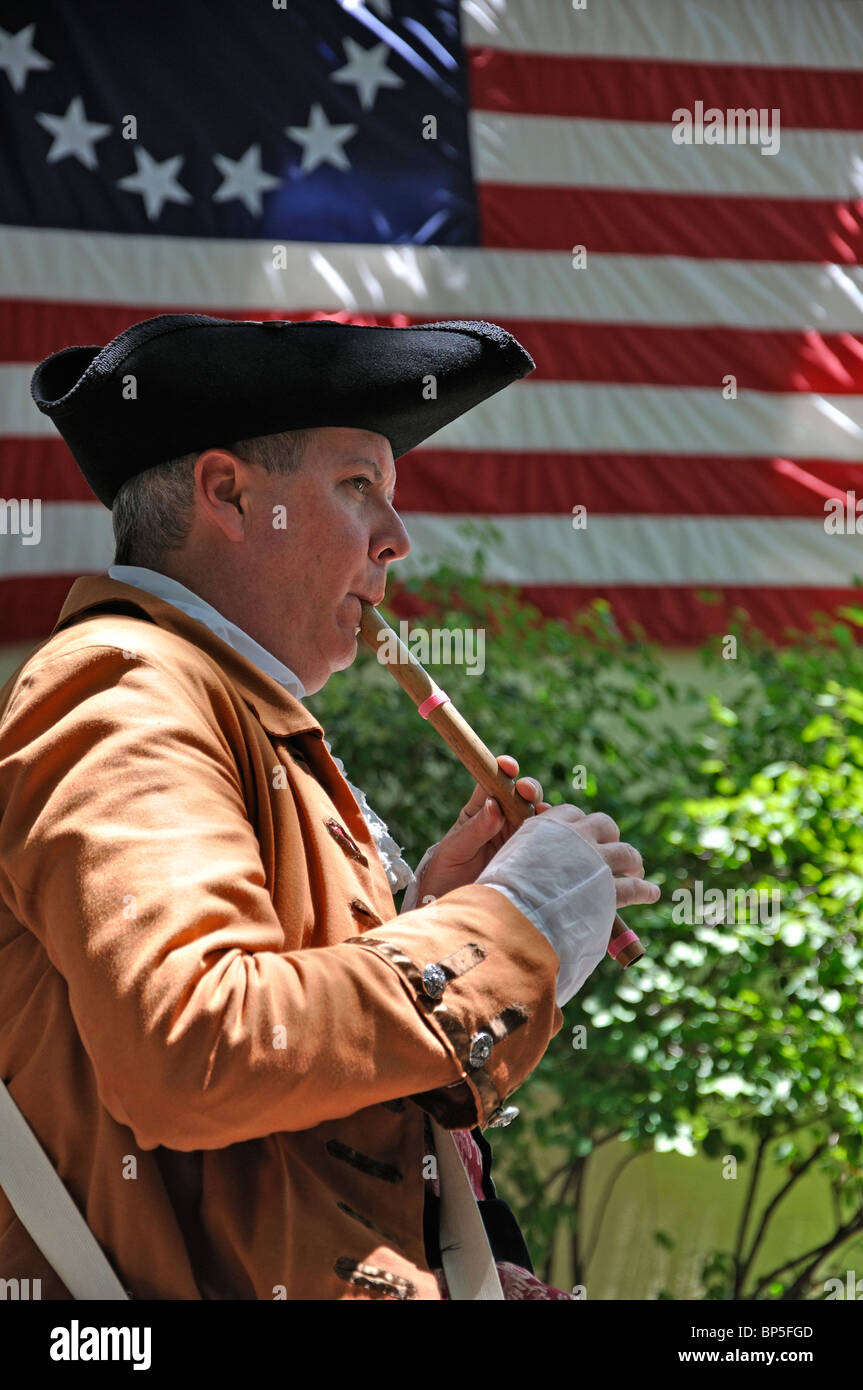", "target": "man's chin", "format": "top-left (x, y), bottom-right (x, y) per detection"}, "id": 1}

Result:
top-left (330, 629), bottom-right (361, 673)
